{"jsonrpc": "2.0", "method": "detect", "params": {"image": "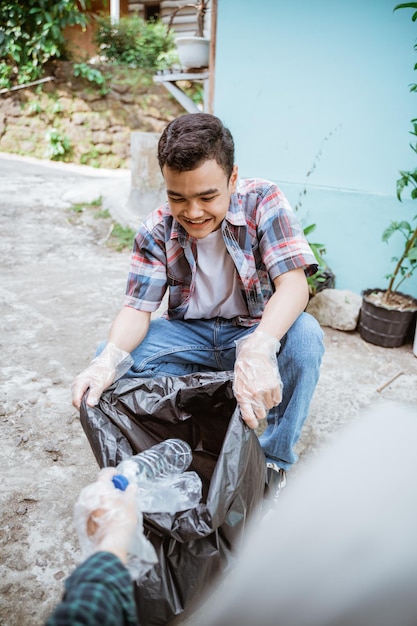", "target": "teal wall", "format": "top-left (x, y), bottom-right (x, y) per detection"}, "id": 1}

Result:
top-left (213, 0), bottom-right (417, 297)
